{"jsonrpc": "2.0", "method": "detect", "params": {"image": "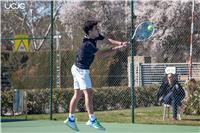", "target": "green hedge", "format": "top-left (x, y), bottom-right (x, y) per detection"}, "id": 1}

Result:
top-left (2, 83), bottom-right (200, 115)
top-left (135, 84), bottom-right (159, 107)
top-left (25, 87), bottom-right (132, 114)
top-left (1, 90), bottom-right (13, 115)
top-left (1, 86), bottom-right (158, 114)
top-left (25, 85), bottom-right (161, 114)
top-left (184, 81), bottom-right (200, 115)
